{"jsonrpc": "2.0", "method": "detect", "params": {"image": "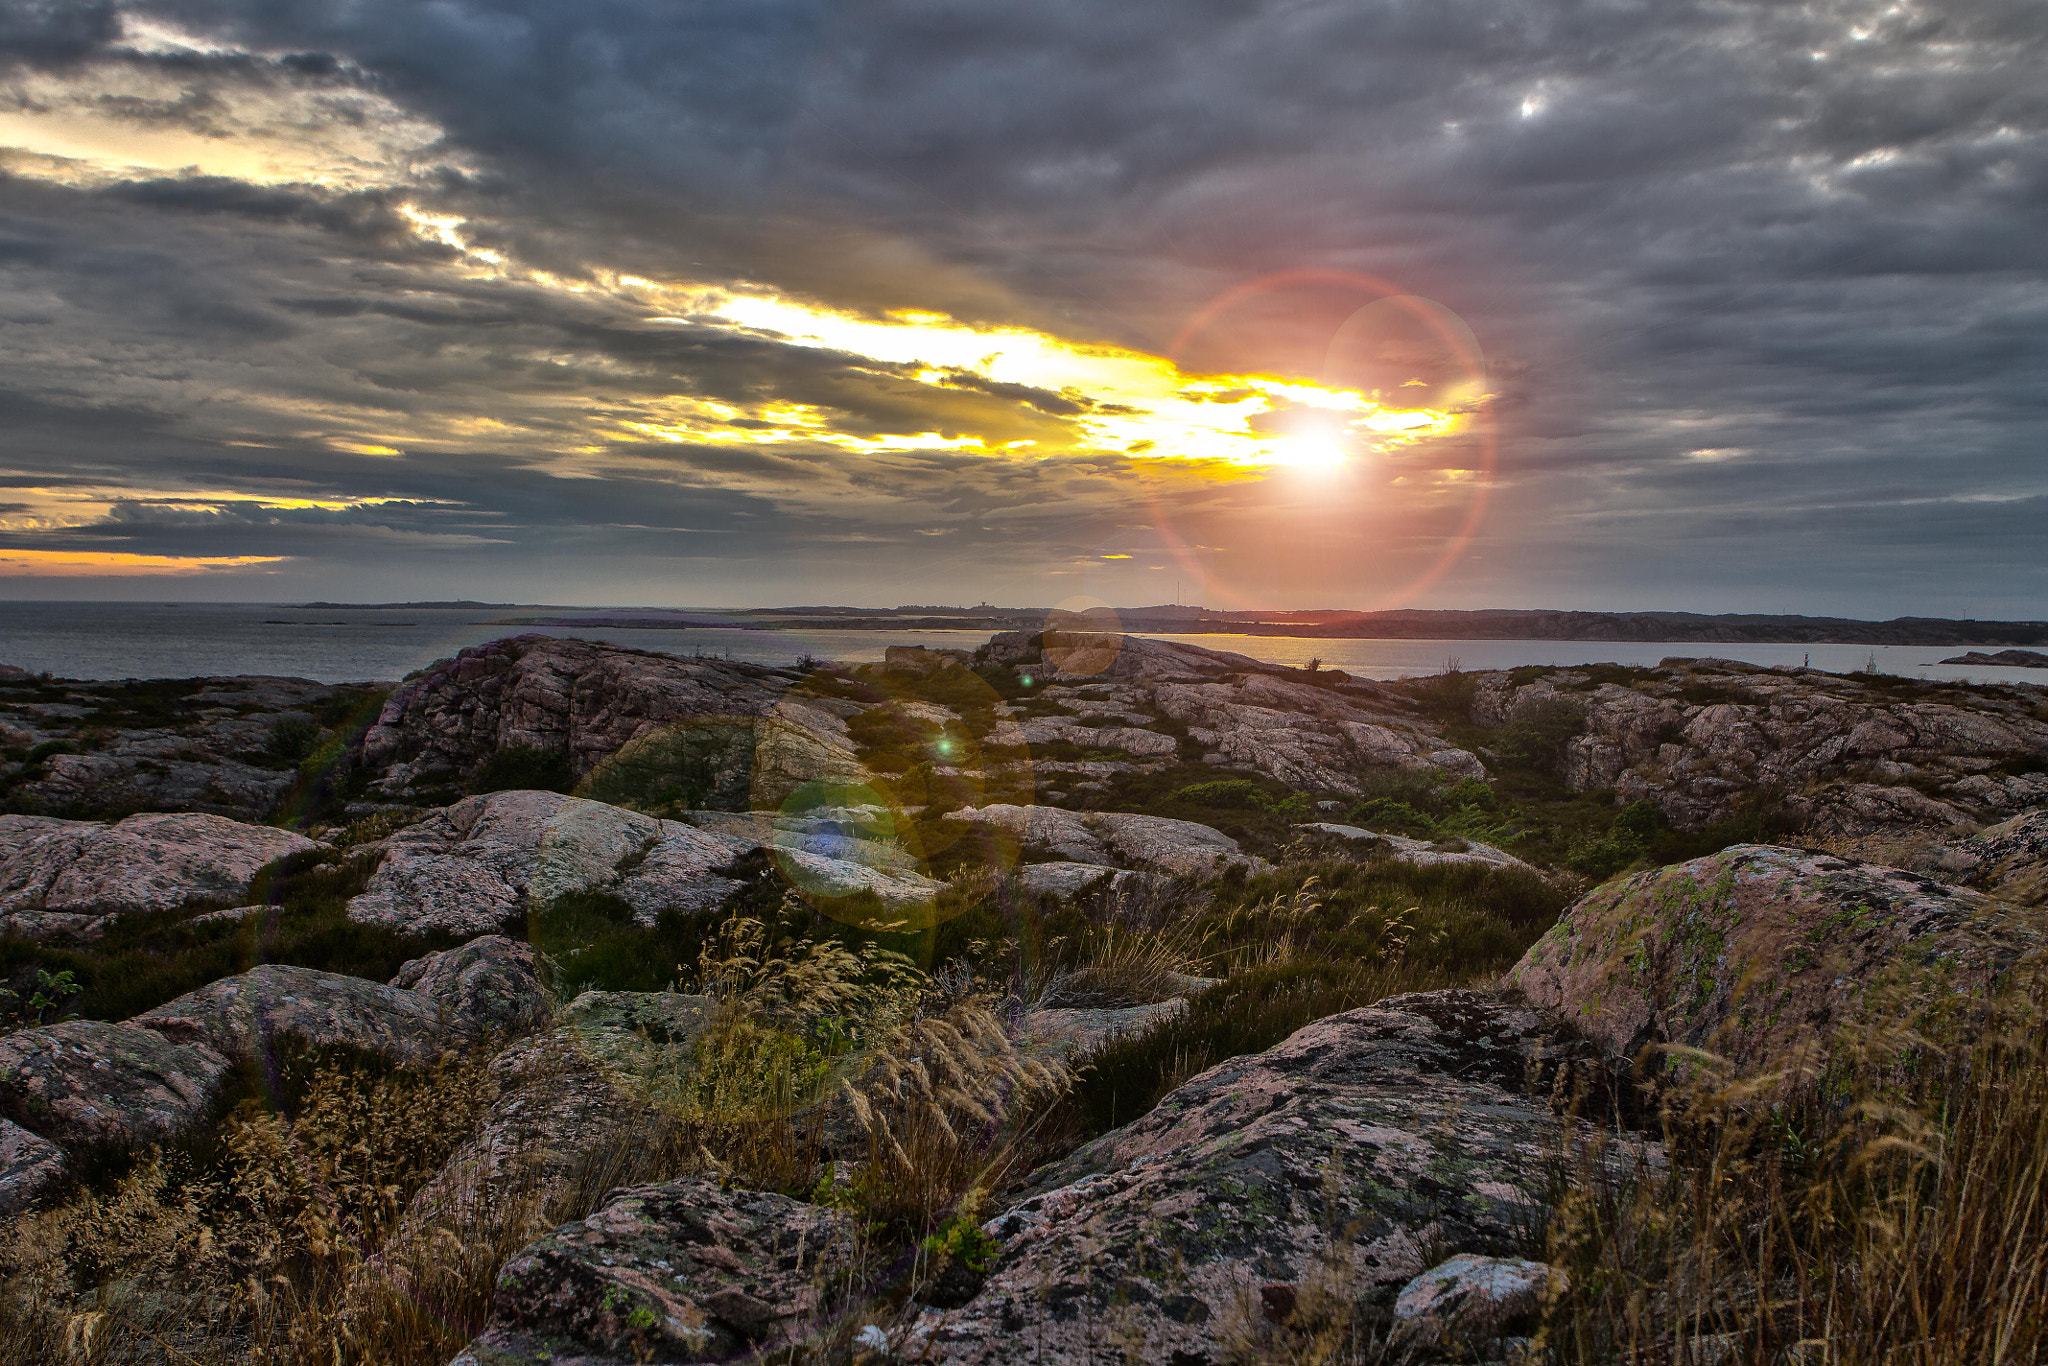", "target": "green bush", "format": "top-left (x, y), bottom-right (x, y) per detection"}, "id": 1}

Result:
top-left (472, 744), bottom-right (576, 794)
